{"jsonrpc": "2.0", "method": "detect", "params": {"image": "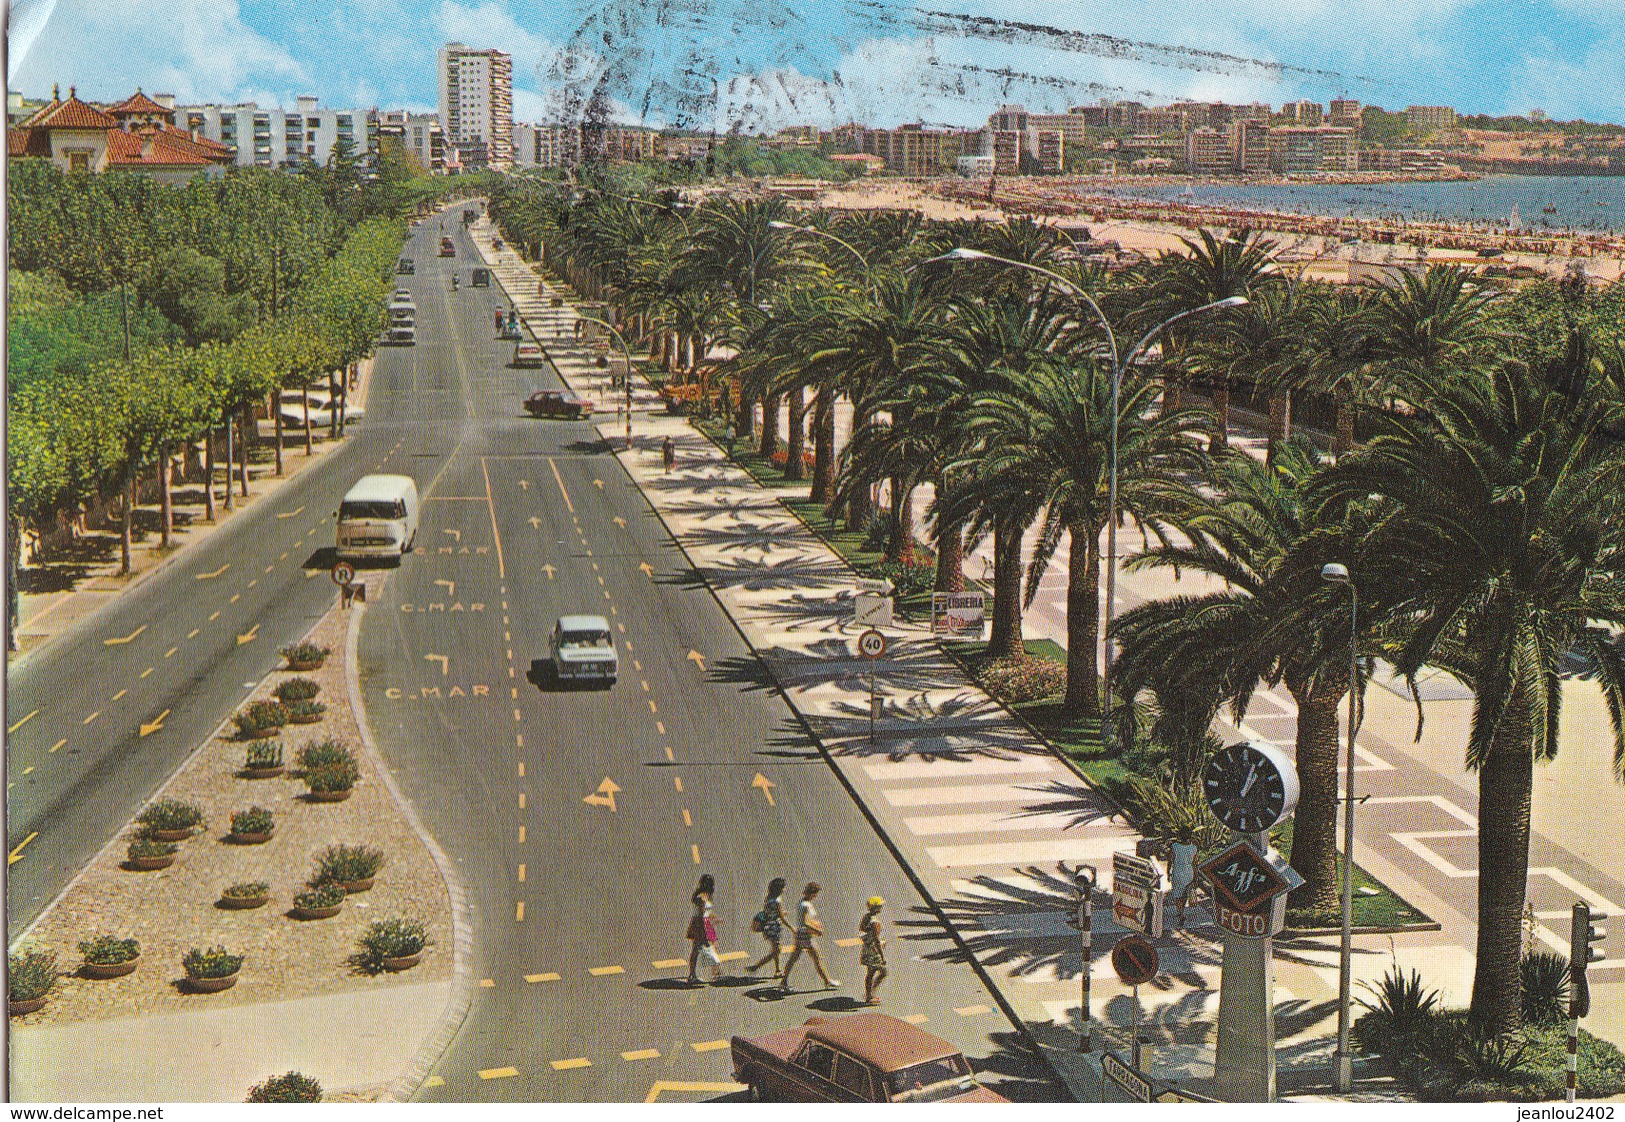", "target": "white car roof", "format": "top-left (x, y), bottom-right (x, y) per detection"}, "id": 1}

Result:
top-left (557, 614), bottom-right (611, 632)
top-left (342, 474), bottom-right (417, 504)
